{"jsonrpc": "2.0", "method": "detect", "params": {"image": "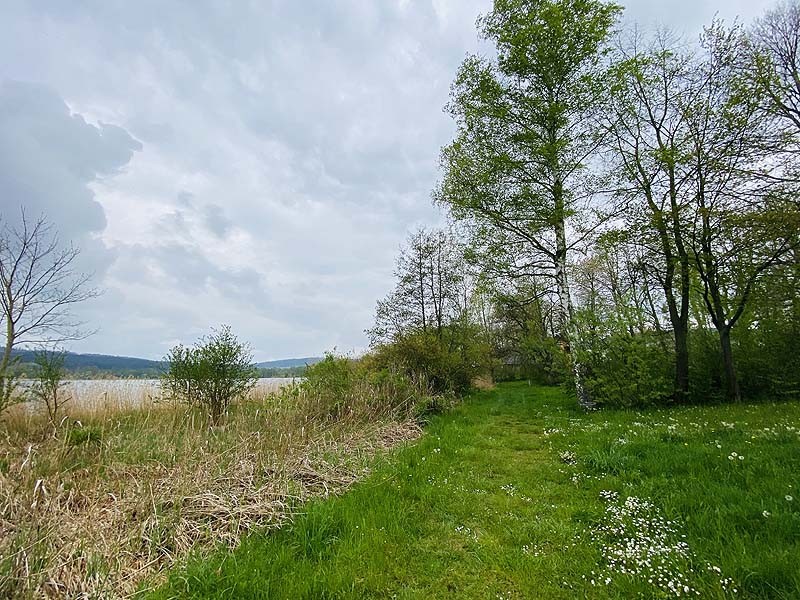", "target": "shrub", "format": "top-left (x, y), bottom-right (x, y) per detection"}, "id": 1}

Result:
top-left (575, 310), bottom-right (672, 408)
top-left (271, 352), bottom-right (446, 425)
top-left (162, 325), bottom-right (258, 423)
top-left (367, 325), bottom-right (493, 395)
top-left (517, 334), bottom-right (571, 385)
top-left (66, 424), bottom-right (102, 446)
top-left (28, 348), bottom-right (71, 427)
